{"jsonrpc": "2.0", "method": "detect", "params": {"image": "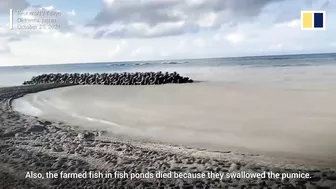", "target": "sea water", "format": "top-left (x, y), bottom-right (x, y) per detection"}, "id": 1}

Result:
top-left (1, 53), bottom-right (336, 89)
